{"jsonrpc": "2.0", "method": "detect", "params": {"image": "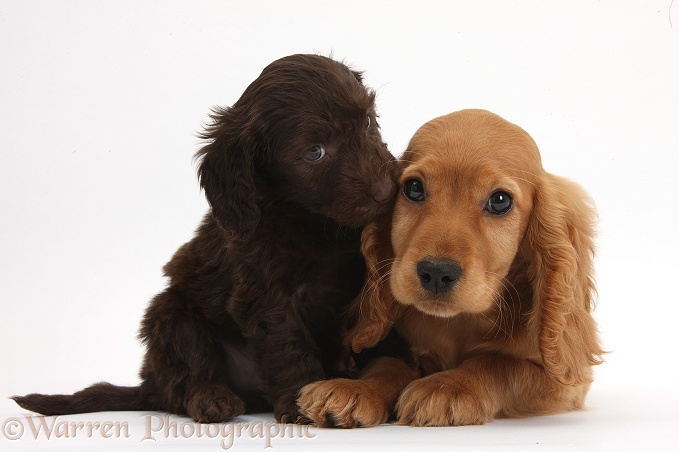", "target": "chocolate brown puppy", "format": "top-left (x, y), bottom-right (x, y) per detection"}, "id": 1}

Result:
top-left (13, 54), bottom-right (399, 423)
